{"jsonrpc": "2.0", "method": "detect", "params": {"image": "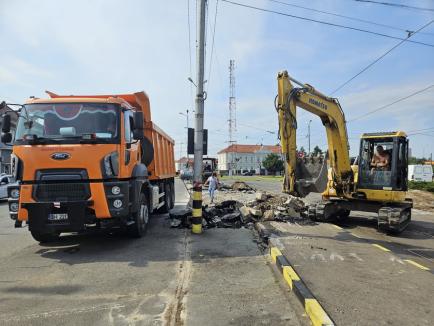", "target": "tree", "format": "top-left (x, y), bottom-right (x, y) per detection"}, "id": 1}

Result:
top-left (299, 146), bottom-right (307, 156)
top-left (409, 156), bottom-right (426, 164)
top-left (313, 145), bottom-right (323, 156)
top-left (262, 153), bottom-right (284, 174)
